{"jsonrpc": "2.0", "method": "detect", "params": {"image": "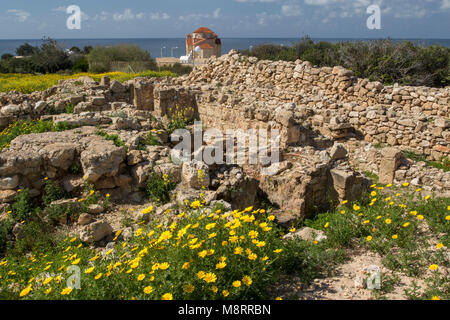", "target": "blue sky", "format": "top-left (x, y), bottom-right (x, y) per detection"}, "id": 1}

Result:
top-left (0, 0), bottom-right (449, 39)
